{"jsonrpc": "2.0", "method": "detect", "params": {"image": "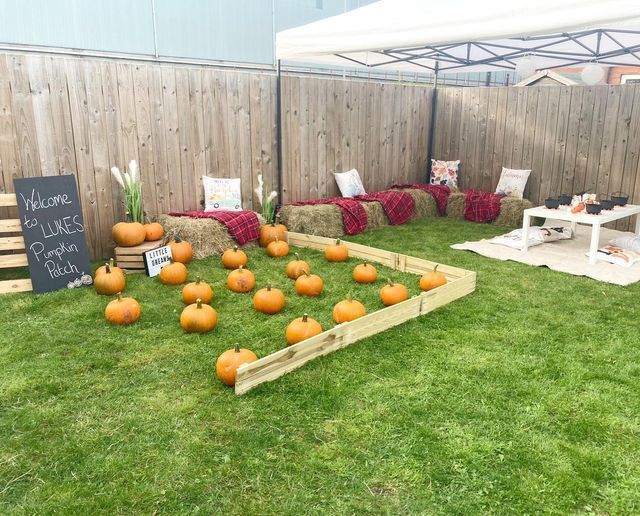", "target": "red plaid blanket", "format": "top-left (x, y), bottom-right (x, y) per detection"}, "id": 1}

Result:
top-left (354, 190), bottom-right (415, 225)
top-left (290, 197), bottom-right (367, 235)
top-left (167, 210), bottom-right (260, 245)
top-left (463, 189), bottom-right (503, 223)
top-left (391, 183), bottom-right (450, 215)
